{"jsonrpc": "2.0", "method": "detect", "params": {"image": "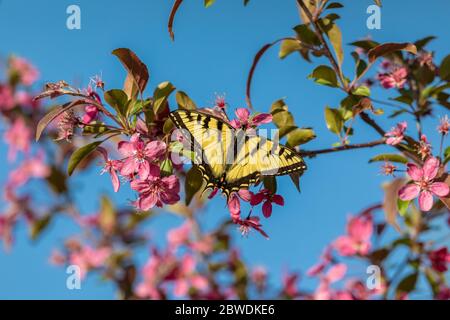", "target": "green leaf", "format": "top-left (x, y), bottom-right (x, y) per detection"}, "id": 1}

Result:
top-left (279, 39), bottom-right (302, 59)
top-left (369, 154), bottom-right (408, 164)
top-left (104, 89), bottom-right (129, 117)
top-left (163, 118), bottom-right (175, 134)
top-left (153, 81), bottom-right (175, 114)
top-left (185, 166), bottom-right (204, 205)
top-left (397, 199), bottom-right (410, 216)
top-left (287, 128), bottom-right (316, 146)
top-left (396, 272), bottom-right (418, 296)
top-left (414, 36), bottom-right (436, 51)
top-left (368, 42), bottom-right (417, 63)
top-left (293, 24), bottom-right (320, 46)
top-left (324, 107), bottom-right (343, 134)
top-left (326, 2), bottom-right (344, 9)
top-left (308, 65), bottom-right (339, 87)
top-left (160, 158), bottom-right (173, 177)
top-left (391, 95), bottom-right (413, 106)
top-left (176, 91), bottom-right (197, 110)
top-left (99, 196), bottom-right (116, 234)
top-left (326, 23), bottom-right (344, 66)
top-left (204, 0), bottom-right (216, 8)
top-left (30, 214), bottom-right (52, 240)
top-left (263, 176), bottom-right (277, 194)
top-left (112, 48), bottom-right (149, 98)
top-left (439, 54), bottom-right (450, 81)
top-left (67, 141), bottom-right (103, 176)
top-left (35, 100), bottom-right (85, 141)
top-left (352, 85), bottom-right (371, 97)
top-left (356, 59), bottom-right (368, 78)
top-left (46, 166), bottom-right (68, 194)
top-left (443, 146), bottom-right (450, 164)
top-left (350, 40), bottom-right (379, 51)
top-left (82, 122), bottom-right (109, 135)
